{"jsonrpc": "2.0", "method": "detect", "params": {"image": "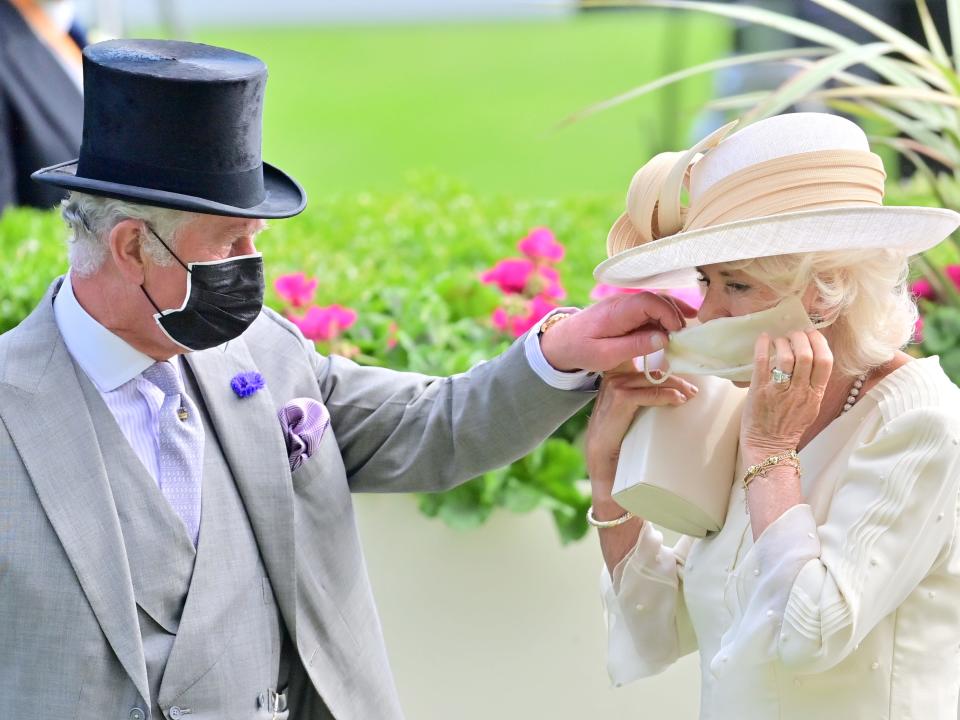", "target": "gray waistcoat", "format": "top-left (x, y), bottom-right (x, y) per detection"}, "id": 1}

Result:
top-left (79, 367), bottom-right (287, 719)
